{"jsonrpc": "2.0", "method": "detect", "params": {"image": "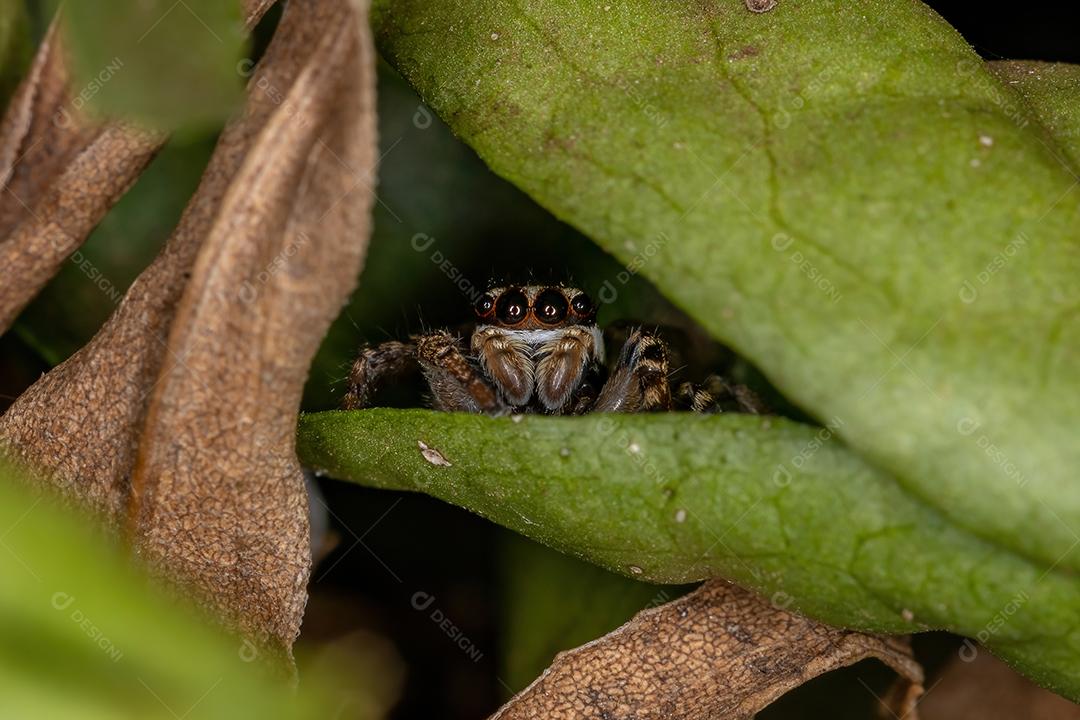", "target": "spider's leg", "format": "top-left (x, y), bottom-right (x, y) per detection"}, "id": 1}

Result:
top-left (417, 330), bottom-right (506, 415)
top-left (683, 374), bottom-right (769, 415)
top-left (471, 326), bottom-right (533, 406)
top-left (342, 340), bottom-right (418, 410)
top-left (534, 325), bottom-right (604, 412)
top-left (592, 328), bottom-right (672, 413)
